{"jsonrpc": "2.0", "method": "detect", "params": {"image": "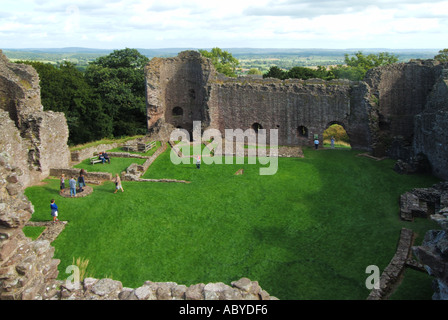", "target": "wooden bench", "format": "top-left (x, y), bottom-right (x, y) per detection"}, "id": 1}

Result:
top-left (90, 157), bottom-right (103, 165)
